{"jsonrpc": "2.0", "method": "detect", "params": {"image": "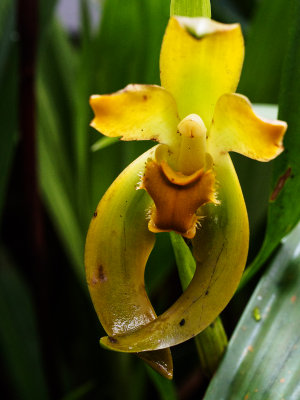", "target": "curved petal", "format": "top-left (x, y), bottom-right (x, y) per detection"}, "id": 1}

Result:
top-left (208, 93), bottom-right (287, 161)
top-left (99, 154), bottom-right (249, 352)
top-left (160, 17), bottom-right (244, 127)
top-left (90, 84), bottom-right (180, 146)
top-left (85, 146), bottom-right (173, 379)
